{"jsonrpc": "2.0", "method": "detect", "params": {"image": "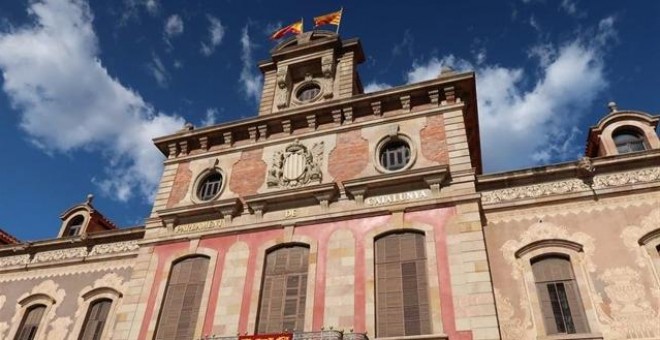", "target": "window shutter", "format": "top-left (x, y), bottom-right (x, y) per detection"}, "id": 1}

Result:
top-left (155, 256), bottom-right (210, 340)
top-left (257, 246), bottom-right (309, 333)
top-left (532, 256), bottom-right (589, 335)
top-left (375, 232), bottom-right (430, 338)
top-left (79, 299), bottom-right (112, 340)
top-left (16, 304), bottom-right (46, 340)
